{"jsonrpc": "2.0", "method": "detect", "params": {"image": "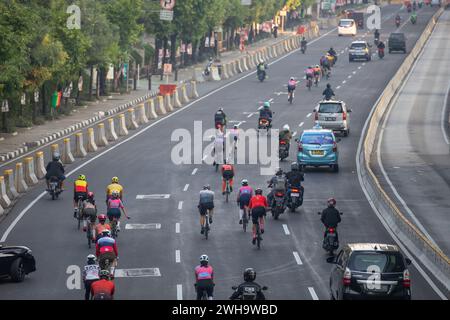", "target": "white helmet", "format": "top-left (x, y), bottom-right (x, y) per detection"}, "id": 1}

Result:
top-left (87, 254), bottom-right (96, 264)
top-left (290, 77), bottom-right (295, 81)
top-left (283, 124), bottom-right (290, 131)
top-left (200, 254), bottom-right (209, 263)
